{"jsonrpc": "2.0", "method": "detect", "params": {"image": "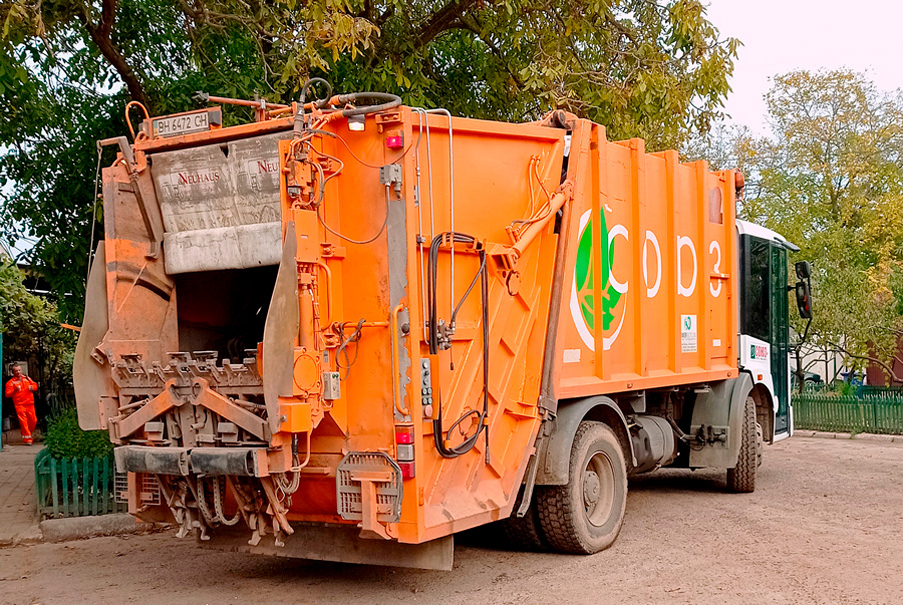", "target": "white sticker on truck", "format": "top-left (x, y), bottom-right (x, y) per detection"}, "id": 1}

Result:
top-left (681, 315), bottom-right (697, 353)
top-left (563, 349), bottom-right (581, 363)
